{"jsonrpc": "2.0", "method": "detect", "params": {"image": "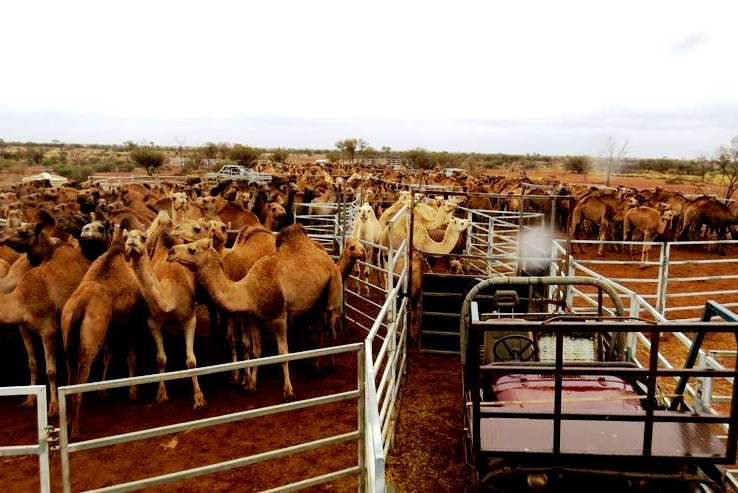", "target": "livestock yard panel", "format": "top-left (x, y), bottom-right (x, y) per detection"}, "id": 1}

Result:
top-left (560, 238), bottom-right (738, 320)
